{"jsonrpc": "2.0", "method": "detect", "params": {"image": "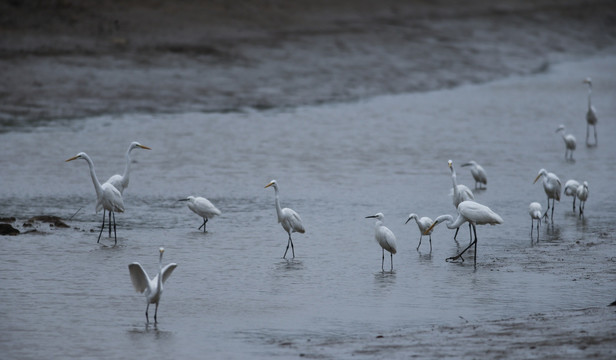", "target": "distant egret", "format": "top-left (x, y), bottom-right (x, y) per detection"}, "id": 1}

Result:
top-left (449, 160), bottom-right (474, 242)
top-left (576, 181), bottom-right (589, 217)
top-left (128, 247), bottom-right (177, 323)
top-left (533, 169), bottom-right (561, 222)
top-left (529, 202), bottom-right (542, 239)
top-left (405, 213), bottom-right (434, 251)
top-left (583, 78), bottom-right (598, 146)
top-left (265, 180), bottom-right (305, 258)
top-left (425, 201), bottom-right (503, 268)
top-left (461, 161), bottom-right (487, 189)
top-left (66, 152), bottom-right (124, 244)
top-left (105, 141), bottom-right (151, 194)
top-left (564, 179), bottom-right (580, 212)
top-left (366, 213), bottom-right (397, 271)
top-left (179, 196), bottom-right (221, 232)
top-left (555, 125), bottom-right (576, 161)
